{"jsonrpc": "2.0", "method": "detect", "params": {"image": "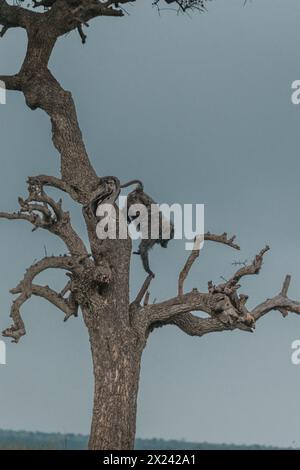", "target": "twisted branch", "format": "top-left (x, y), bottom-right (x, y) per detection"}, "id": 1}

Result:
top-left (0, 177), bottom-right (88, 256)
top-left (2, 254), bottom-right (85, 343)
top-left (132, 245), bottom-right (292, 338)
